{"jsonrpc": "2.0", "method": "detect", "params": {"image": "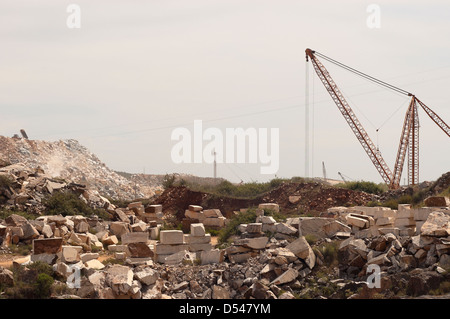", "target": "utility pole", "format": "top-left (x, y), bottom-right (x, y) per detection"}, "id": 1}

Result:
top-left (213, 150), bottom-right (217, 179)
top-left (305, 59), bottom-right (310, 178)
